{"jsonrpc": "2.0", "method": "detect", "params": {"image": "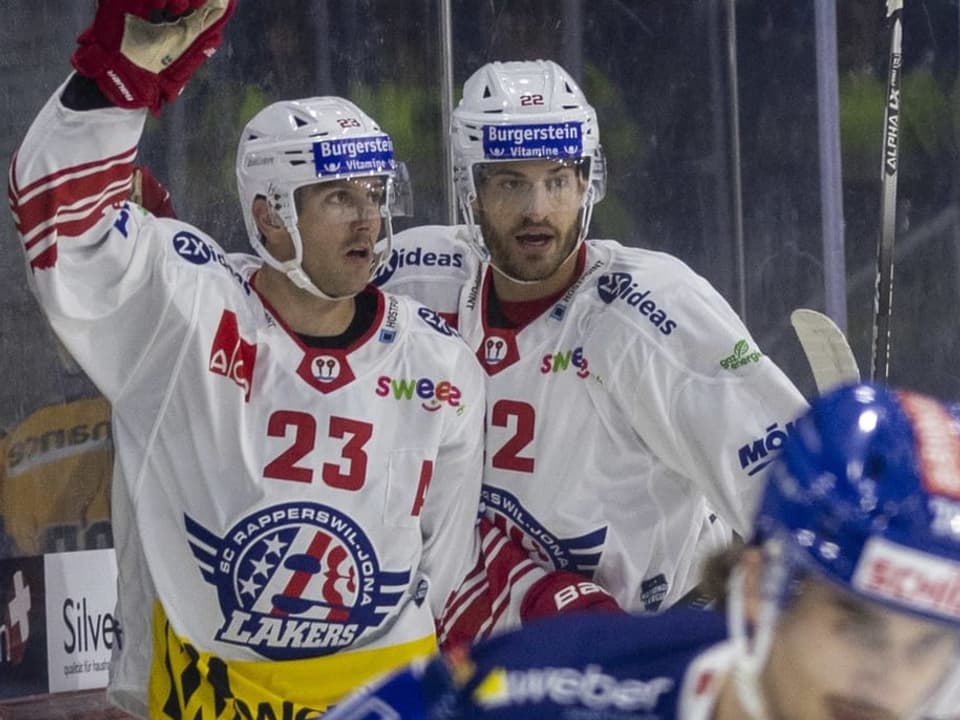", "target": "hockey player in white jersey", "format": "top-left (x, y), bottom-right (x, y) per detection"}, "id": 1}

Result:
top-left (325, 382), bottom-right (960, 720)
top-left (376, 60), bottom-right (808, 624)
top-left (6, 3), bottom-right (624, 716)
